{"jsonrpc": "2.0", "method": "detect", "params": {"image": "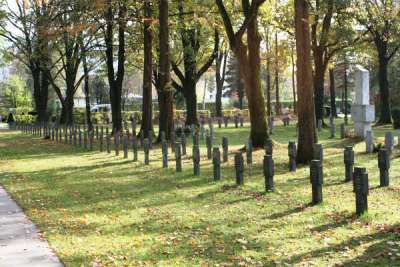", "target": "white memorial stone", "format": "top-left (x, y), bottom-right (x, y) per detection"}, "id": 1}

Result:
top-left (351, 66), bottom-right (375, 138)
